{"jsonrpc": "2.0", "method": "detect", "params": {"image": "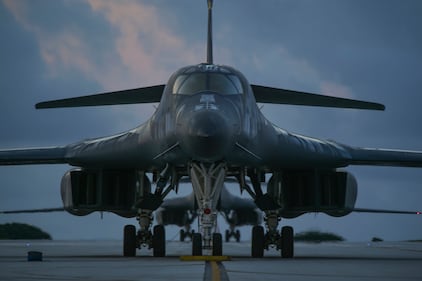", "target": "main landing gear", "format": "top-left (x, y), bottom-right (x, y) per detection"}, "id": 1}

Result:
top-left (180, 227), bottom-right (195, 242)
top-left (238, 170), bottom-right (294, 258)
top-left (123, 210), bottom-right (166, 257)
top-left (123, 169), bottom-right (176, 257)
top-left (225, 228), bottom-right (241, 242)
top-left (190, 162), bottom-right (226, 256)
top-left (251, 211), bottom-right (294, 258)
